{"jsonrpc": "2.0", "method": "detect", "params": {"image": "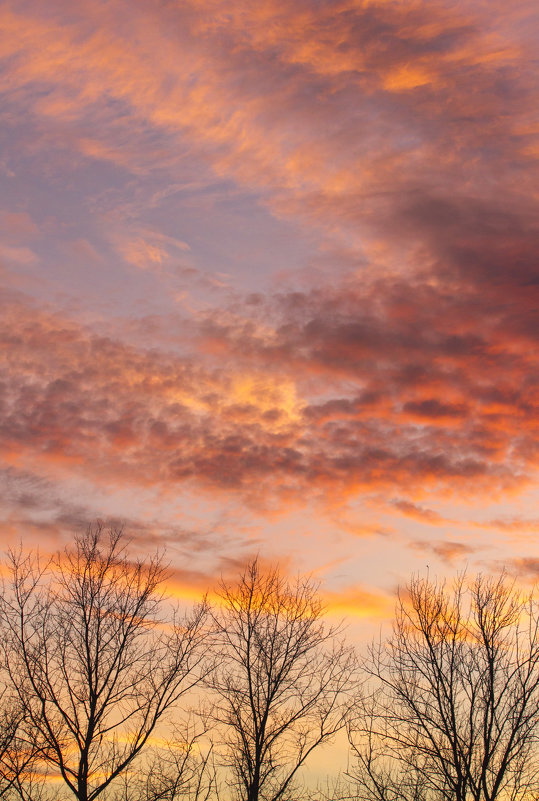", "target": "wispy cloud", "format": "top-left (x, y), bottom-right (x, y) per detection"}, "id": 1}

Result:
top-left (0, 0), bottom-right (537, 597)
